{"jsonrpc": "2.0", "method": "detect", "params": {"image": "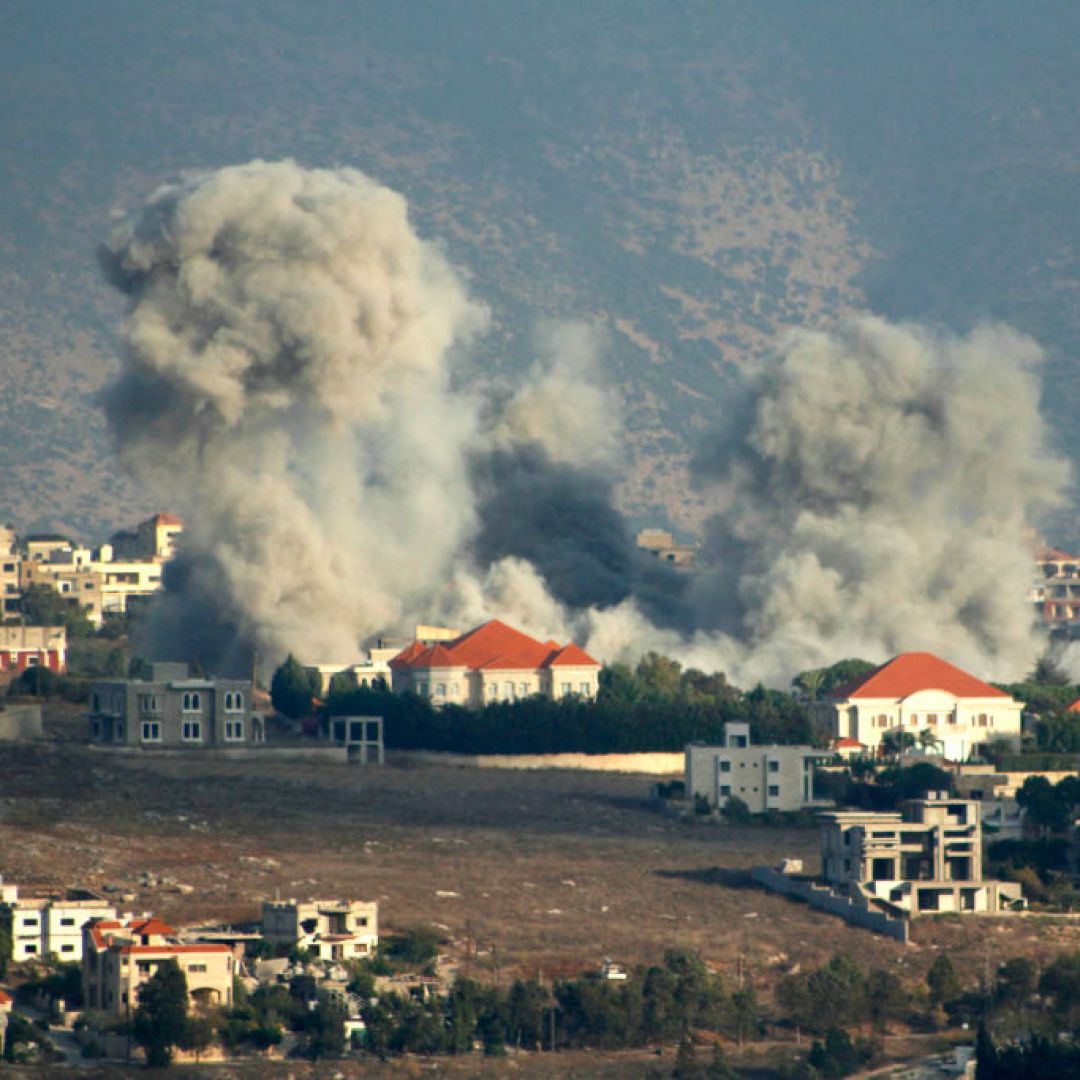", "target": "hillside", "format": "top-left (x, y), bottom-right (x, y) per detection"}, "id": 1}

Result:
top-left (1, 1), bottom-right (1078, 542)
